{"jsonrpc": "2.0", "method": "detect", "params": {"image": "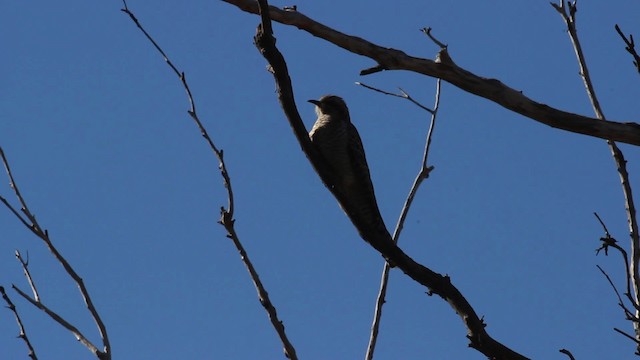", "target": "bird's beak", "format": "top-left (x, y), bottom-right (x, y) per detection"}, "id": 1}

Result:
top-left (308, 99), bottom-right (321, 106)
